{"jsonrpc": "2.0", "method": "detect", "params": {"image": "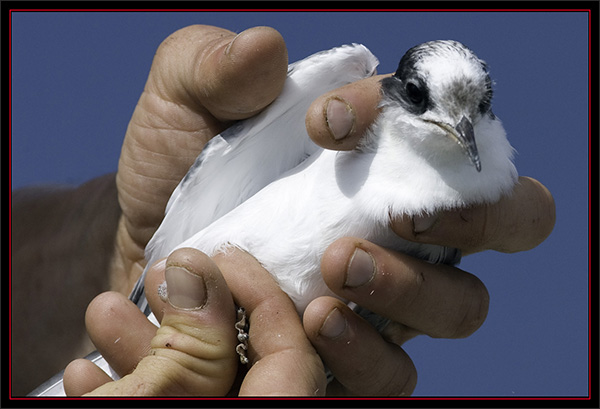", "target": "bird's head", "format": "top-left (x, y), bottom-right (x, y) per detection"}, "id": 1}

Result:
top-left (380, 40), bottom-right (498, 173)
top-left (363, 40), bottom-right (518, 213)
